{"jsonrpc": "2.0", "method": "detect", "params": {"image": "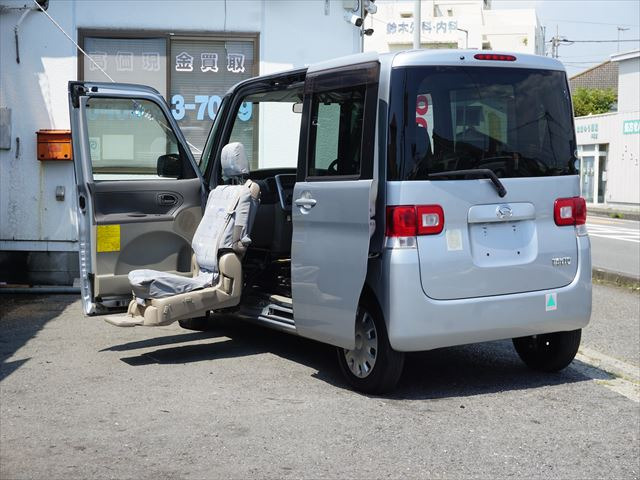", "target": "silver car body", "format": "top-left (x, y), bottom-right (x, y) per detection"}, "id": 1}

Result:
top-left (297, 50), bottom-right (591, 351)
